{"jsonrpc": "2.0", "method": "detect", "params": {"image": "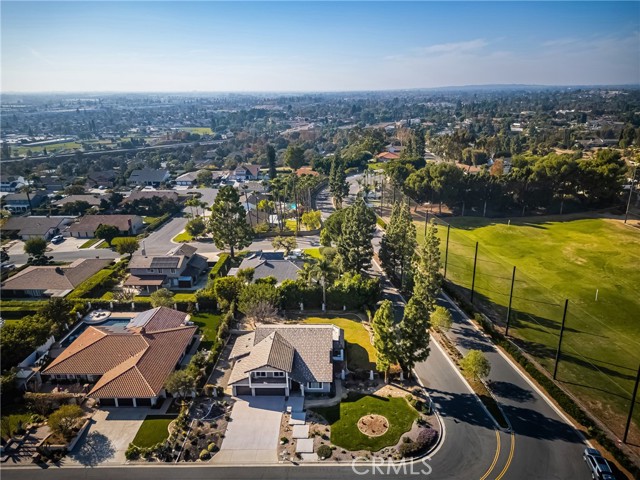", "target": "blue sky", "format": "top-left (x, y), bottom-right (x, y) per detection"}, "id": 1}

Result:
top-left (1, 1), bottom-right (639, 92)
